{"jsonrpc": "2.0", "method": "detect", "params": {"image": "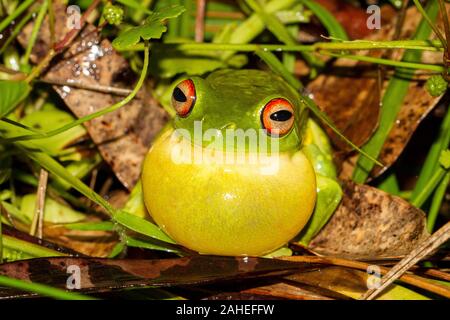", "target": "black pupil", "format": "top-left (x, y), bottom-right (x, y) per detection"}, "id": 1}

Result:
top-left (173, 87), bottom-right (187, 102)
top-left (270, 110), bottom-right (292, 122)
